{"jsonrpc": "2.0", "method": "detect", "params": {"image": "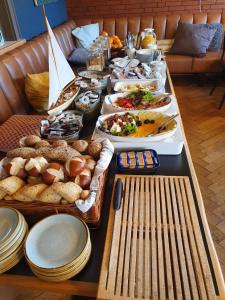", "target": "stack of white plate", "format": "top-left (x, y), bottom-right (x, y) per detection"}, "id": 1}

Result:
top-left (24, 214), bottom-right (91, 282)
top-left (0, 207), bottom-right (28, 274)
